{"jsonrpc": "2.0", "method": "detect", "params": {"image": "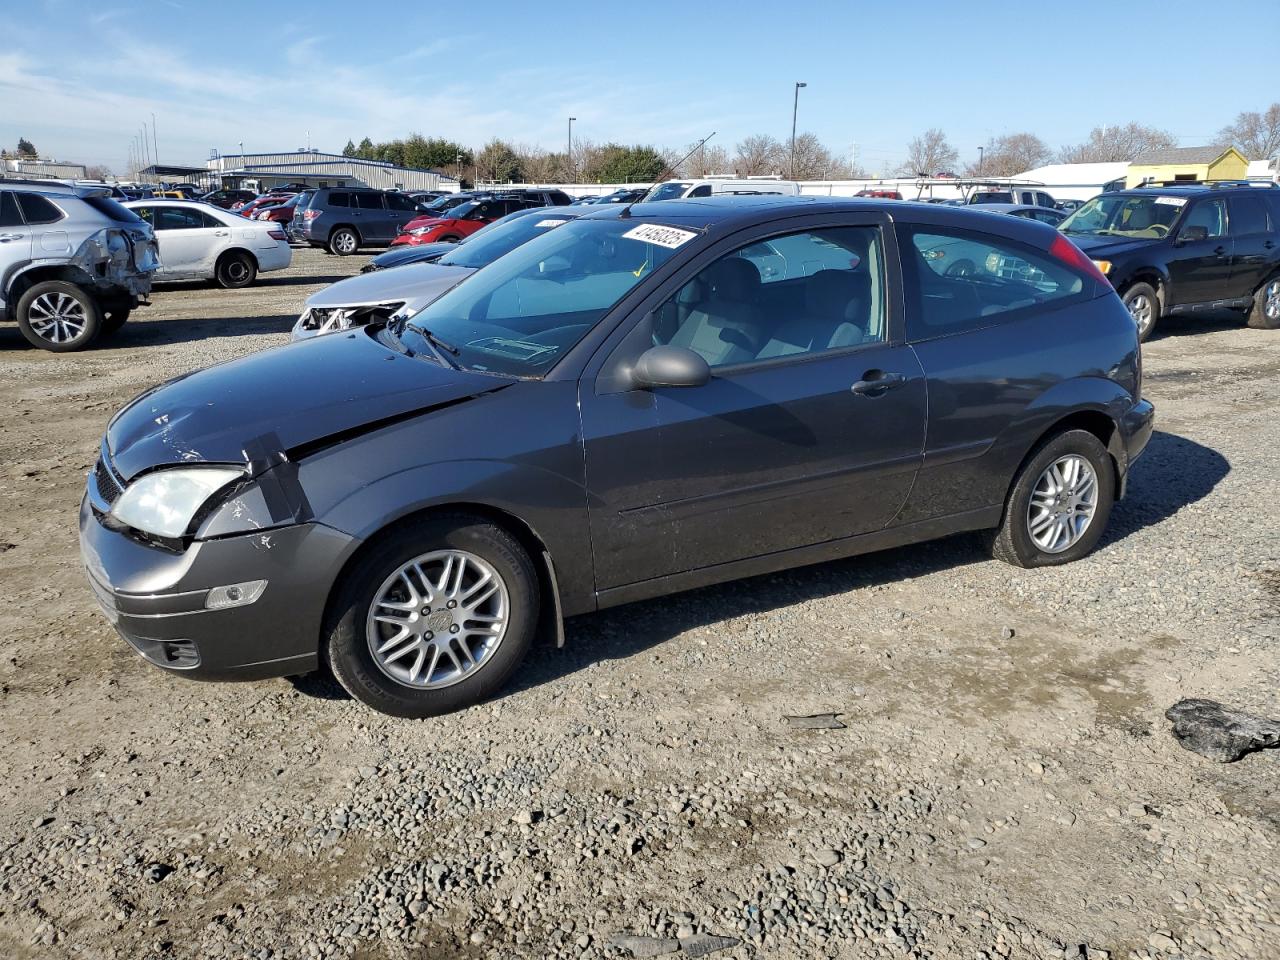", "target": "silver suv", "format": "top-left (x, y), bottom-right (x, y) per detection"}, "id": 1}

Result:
top-left (0, 180), bottom-right (160, 351)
